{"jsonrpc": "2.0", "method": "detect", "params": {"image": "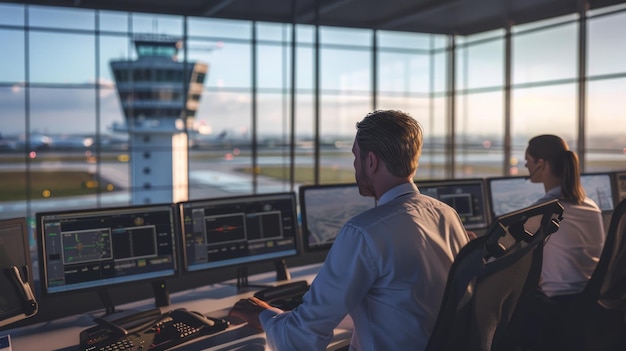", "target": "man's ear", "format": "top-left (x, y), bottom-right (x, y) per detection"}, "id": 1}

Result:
top-left (367, 151), bottom-right (379, 173)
